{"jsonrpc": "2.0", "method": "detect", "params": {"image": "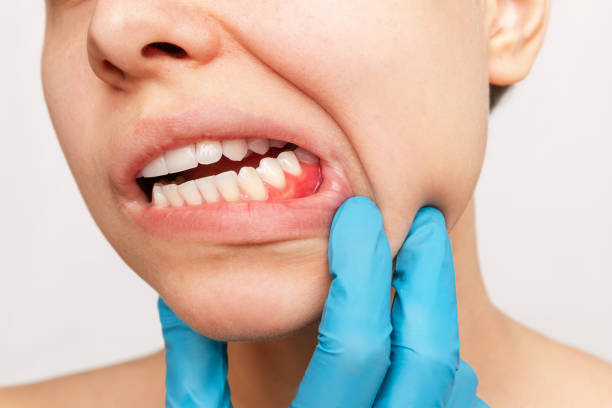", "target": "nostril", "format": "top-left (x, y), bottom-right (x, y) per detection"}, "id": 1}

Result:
top-left (142, 42), bottom-right (188, 59)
